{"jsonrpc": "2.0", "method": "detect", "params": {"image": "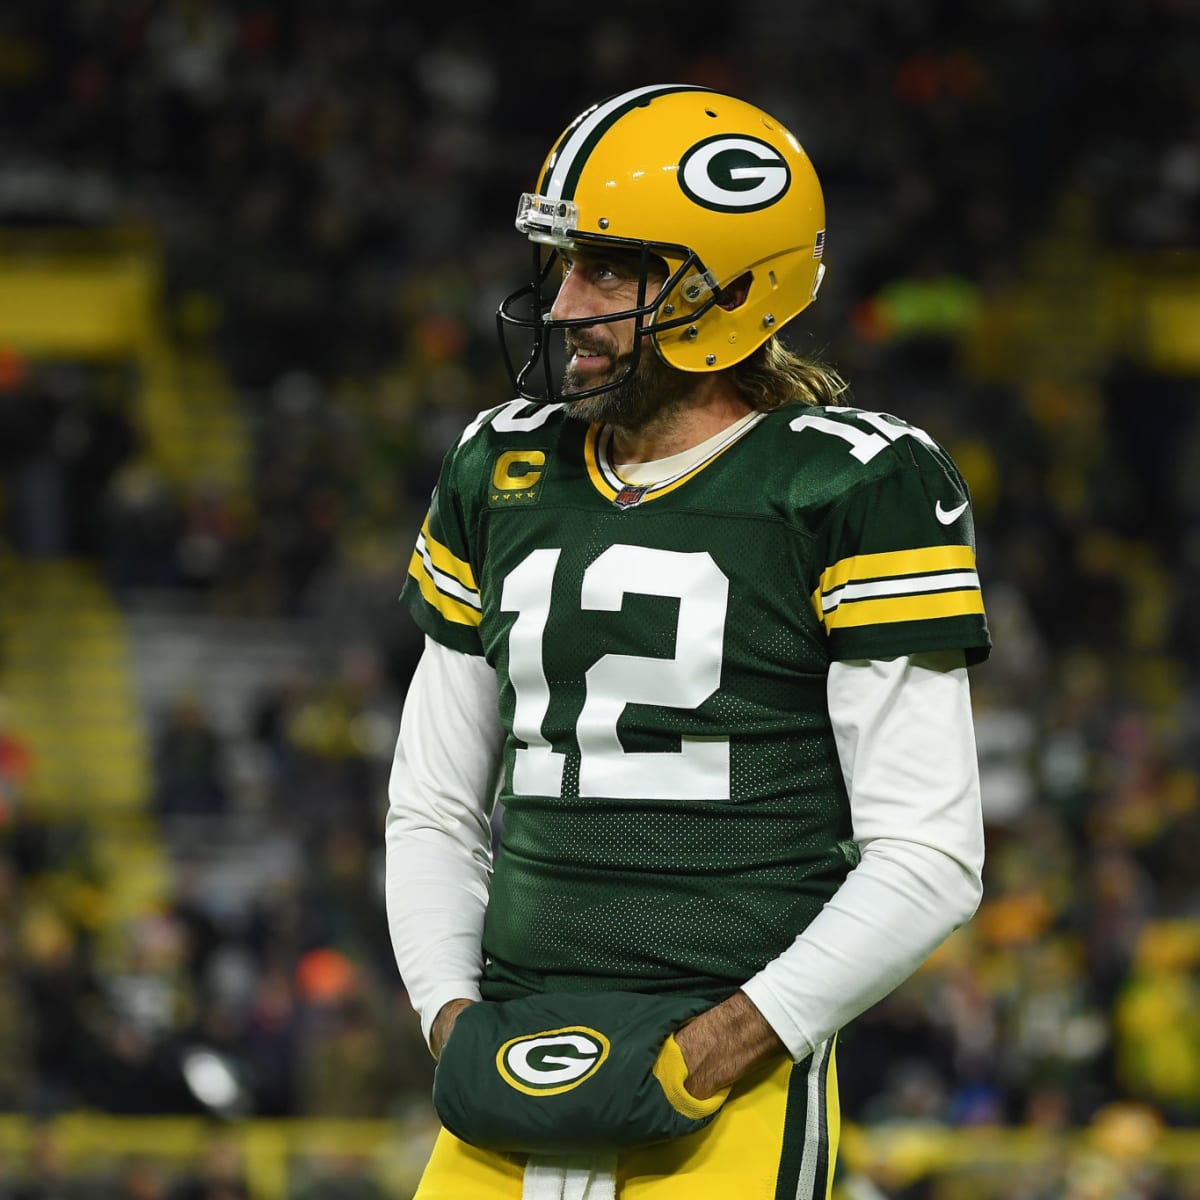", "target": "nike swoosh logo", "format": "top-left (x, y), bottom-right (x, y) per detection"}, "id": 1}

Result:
top-left (935, 499), bottom-right (969, 525)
